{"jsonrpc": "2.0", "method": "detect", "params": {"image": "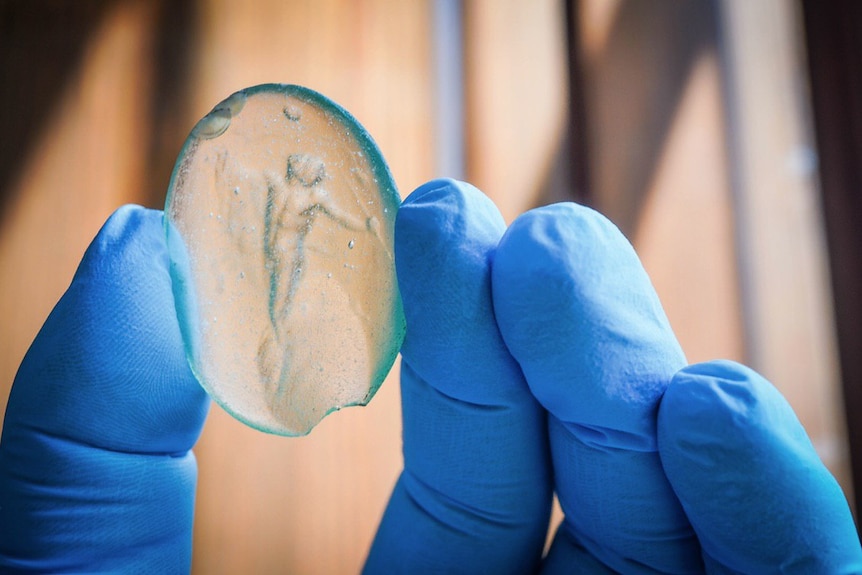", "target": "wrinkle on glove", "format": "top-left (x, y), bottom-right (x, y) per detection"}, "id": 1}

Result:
top-left (492, 203), bottom-right (703, 574)
top-left (365, 179), bottom-right (552, 574)
top-left (659, 360), bottom-right (862, 574)
top-left (0, 206), bottom-right (209, 573)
